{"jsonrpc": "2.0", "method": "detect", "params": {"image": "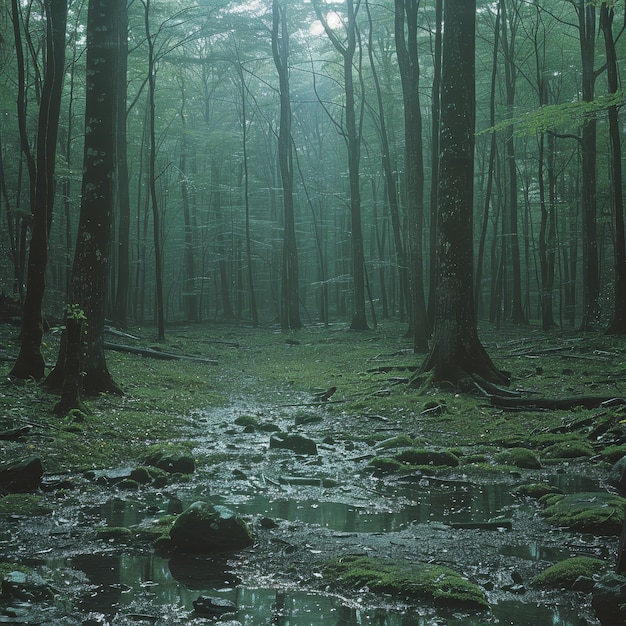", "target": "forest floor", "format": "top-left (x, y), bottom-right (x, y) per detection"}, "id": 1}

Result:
top-left (1, 319), bottom-right (625, 625)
